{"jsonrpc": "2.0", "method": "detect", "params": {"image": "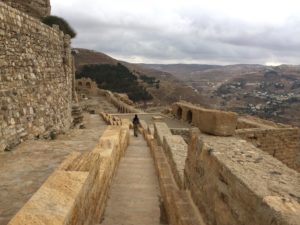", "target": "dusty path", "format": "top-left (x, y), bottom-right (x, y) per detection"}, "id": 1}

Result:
top-left (100, 135), bottom-right (162, 225)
